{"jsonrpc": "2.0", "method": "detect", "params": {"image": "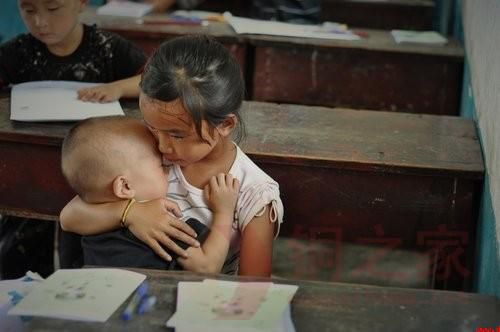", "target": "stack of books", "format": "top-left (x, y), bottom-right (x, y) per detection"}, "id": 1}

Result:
top-left (166, 279), bottom-right (298, 332)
